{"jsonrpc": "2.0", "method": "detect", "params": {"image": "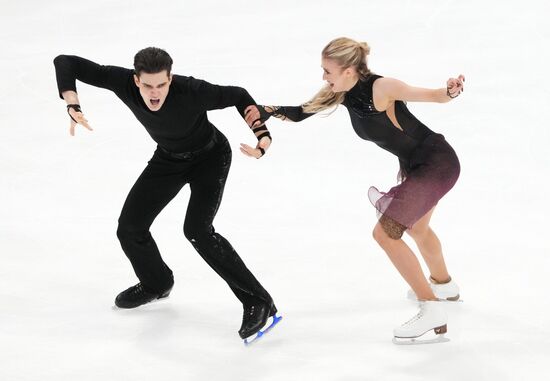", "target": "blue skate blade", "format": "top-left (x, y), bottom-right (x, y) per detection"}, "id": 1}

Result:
top-left (244, 314), bottom-right (283, 346)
